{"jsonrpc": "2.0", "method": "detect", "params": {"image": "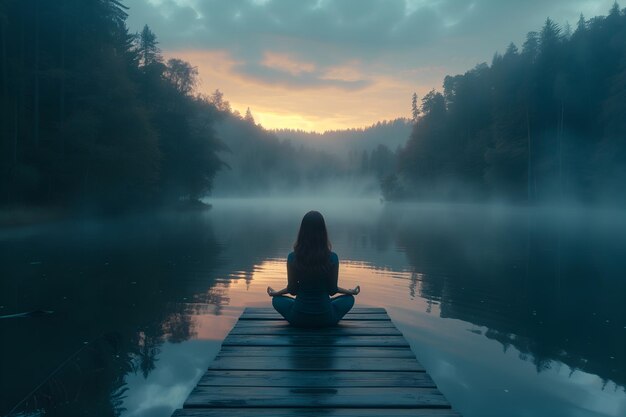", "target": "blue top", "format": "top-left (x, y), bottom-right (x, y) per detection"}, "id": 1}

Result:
top-left (287, 251), bottom-right (339, 314)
